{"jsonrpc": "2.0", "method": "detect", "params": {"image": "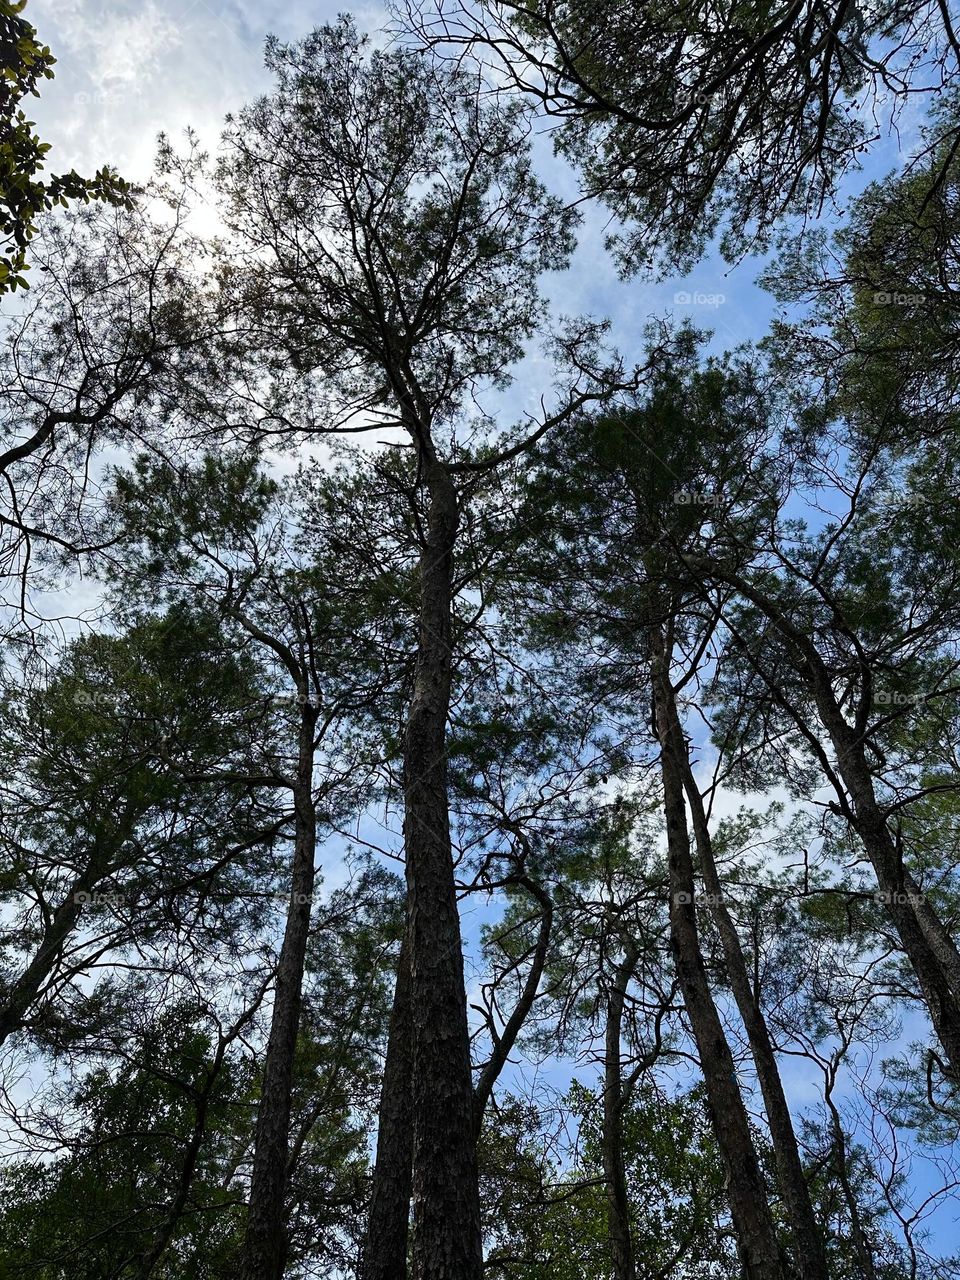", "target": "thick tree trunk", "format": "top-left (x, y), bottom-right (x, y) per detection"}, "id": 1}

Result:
top-left (602, 942), bottom-right (640, 1280)
top-left (240, 702), bottom-right (318, 1280)
top-left (361, 929), bottom-right (414, 1280)
top-left (672, 717), bottom-right (828, 1280)
top-left (649, 622), bottom-right (785, 1280)
top-left (403, 458), bottom-right (483, 1280)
